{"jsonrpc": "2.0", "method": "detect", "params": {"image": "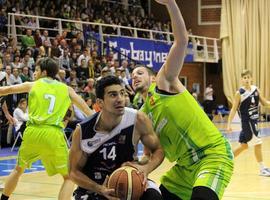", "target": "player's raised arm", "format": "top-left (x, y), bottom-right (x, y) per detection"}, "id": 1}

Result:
top-left (156, 0), bottom-right (188, 83)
